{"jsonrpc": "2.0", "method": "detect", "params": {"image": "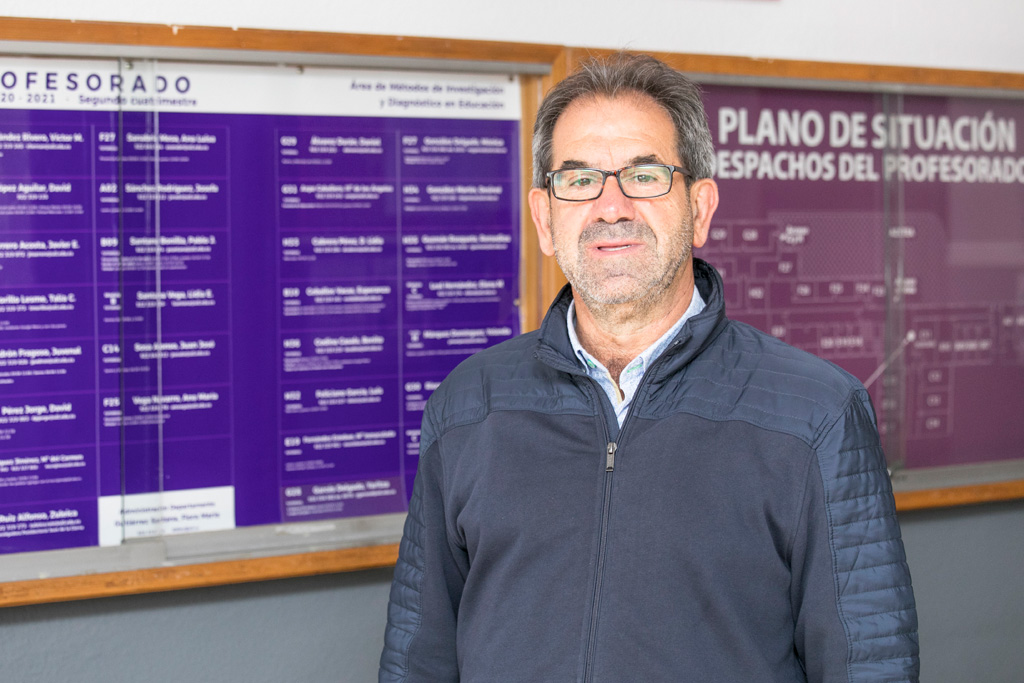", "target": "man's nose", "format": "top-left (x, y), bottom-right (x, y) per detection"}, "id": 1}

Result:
top-left (591, 176), bottom-right (636, 224)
